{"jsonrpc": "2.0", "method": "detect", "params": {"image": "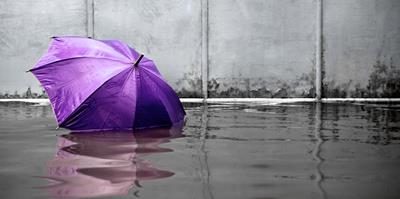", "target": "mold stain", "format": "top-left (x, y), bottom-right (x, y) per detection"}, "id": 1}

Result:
top-left (323, 60), bottom-right (400, 98)
top-left (0, 87), bottom-right (47, 99)
top-left (207, 70), bottom-right (315, 98)
top-left (367, 60), bottom-right (400, 97)
top-left (175, 72), bottom-right (202, 98)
